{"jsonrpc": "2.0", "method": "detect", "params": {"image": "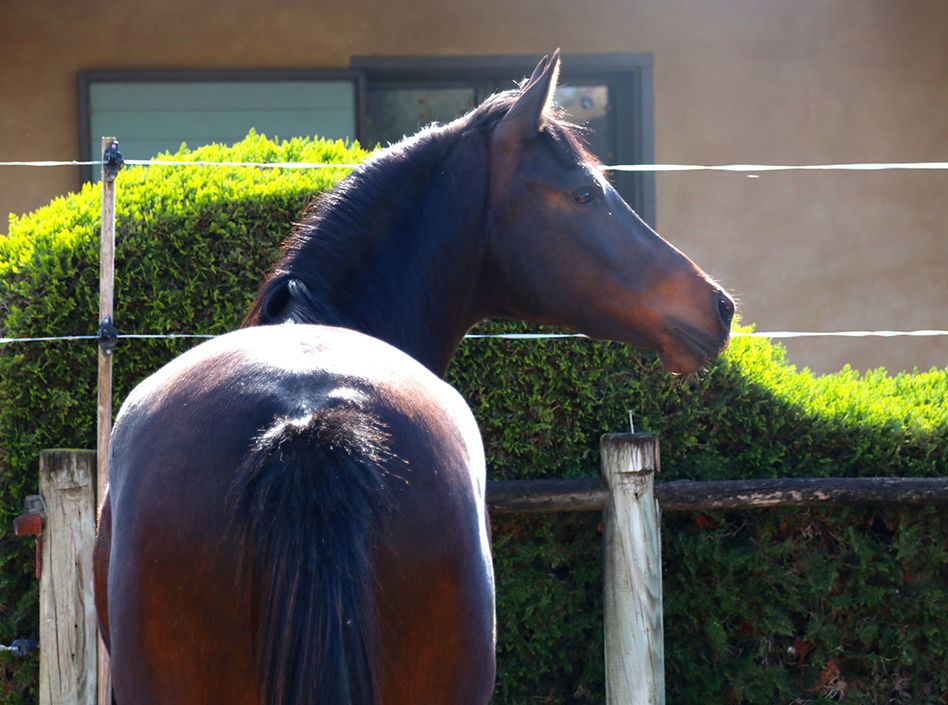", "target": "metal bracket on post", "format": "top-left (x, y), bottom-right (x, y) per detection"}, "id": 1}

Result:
top-left (12, 494), bottom-right (47, 581)
top-left (0, 638), bottom-right (39, 657)
top-left (102, 140), bottom-right (124, 183)
top-left (23, 494), bottom-right (47, 520)
top-left (97, 315), bottom-right (119, 356)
